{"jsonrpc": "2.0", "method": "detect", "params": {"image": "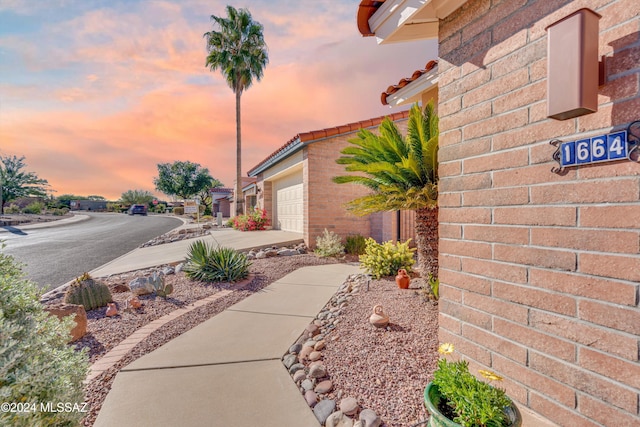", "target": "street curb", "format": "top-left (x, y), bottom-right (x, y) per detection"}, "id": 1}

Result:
top-left (0, 213), bottom-right (90, 234)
